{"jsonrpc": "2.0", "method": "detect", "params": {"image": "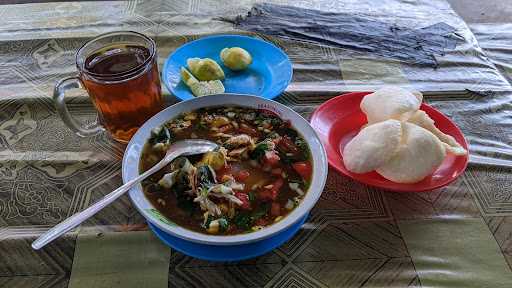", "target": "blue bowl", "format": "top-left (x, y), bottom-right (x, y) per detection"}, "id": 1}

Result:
top-left (149, 213), bottom-right (308, 262)
top-left (162, 34), bottom-right (293, 101)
